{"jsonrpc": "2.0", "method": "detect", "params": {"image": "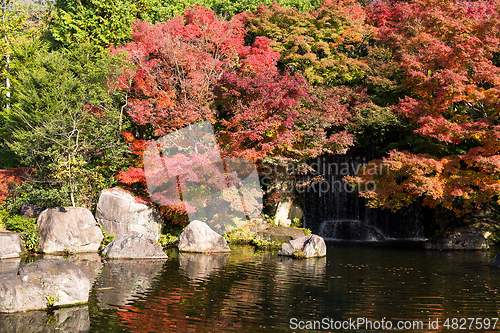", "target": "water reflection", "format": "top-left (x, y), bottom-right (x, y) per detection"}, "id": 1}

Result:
top-left (276, 256), bottom-right (326, 282)
top-left (95, 259), bottom-right (165, 308)
top-left (86, 243), bottom-right (500, 332)
top-left (43, 252), bottom-right (103, 283)
top-left (178, 252), bottom-right (229, 285)
top-left (0, 305), bottom-right (90, 332)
